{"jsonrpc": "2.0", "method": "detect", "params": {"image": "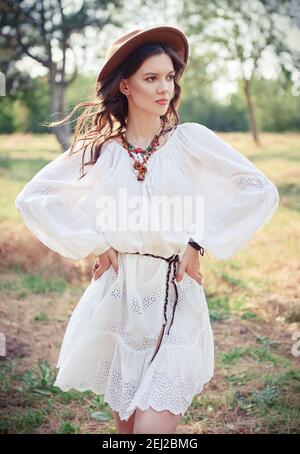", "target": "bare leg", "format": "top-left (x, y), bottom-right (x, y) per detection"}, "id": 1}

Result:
top-left (133, 407), bottom-right (182, 434)
top-left (112, 410), bottom-right (136, 434)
